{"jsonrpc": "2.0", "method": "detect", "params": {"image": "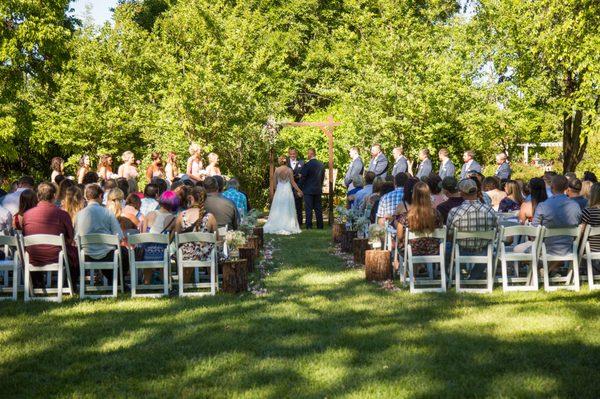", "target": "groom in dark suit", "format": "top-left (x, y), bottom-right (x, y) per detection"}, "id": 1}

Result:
top-left (286, 148), bottom-right (305, 225)
top-left (300, 148), bottom-right (325, 229)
